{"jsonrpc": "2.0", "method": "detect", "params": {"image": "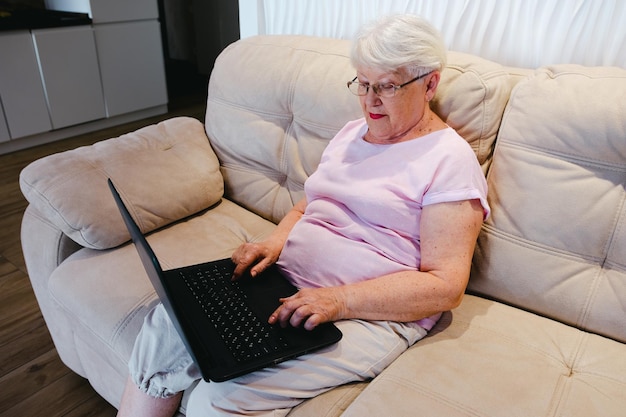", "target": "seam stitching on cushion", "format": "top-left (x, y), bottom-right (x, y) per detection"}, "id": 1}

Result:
top-left (577, 193), bottom-right (626, 329)
top-left (375, 375), bottom-right (484, 417)
top-left (601, 192), bottom-right (626, 268)
top-left (208, 96), bottom-right (293, 120)
top-left (221, 162), bottom-right (284, 180)
top-left (49, 283), bottom-right (127, 363)
top-left (277, 50), bottom-right (306, 212)
top-left (575, 197), bottom-right (624, 329)
top-left (451, 317), bottom-right (574, 368)
top-left (110, 292), bottom-right (157, 345)
top-left (320, 385), bottom-right (365, 417)
top-left (550, 333), bottom-right (587, 417)
top-left (575, 267), bottom-right (604, 331)
top-left (496, 139), bottom-right (626, 171)
top-left (21, 177), bottom-right (84, 235)
top-left (207, 96), bottom-right (345, 134)
top-left (548, 372), bottom-right (571, 417)
top-left (480, 223), bottom-right (604, 265)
